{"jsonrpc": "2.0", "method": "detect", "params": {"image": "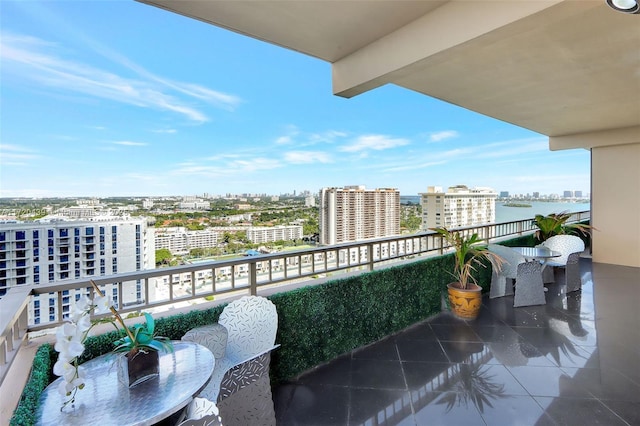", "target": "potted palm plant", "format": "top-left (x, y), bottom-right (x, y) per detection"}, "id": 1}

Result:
top-left (533, 211), bottom-right (593, 243)
top-left (432, 227), bottom-right (503, 320)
